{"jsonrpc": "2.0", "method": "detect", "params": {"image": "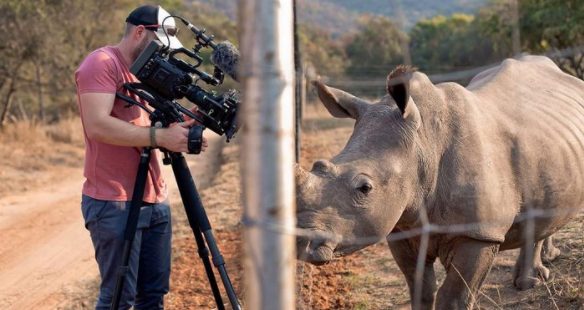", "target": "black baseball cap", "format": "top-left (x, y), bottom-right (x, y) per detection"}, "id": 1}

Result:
top-left (125, 5), bottom-right (183, 49)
